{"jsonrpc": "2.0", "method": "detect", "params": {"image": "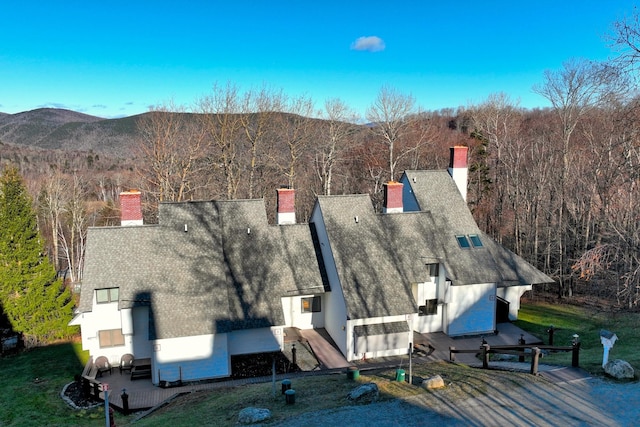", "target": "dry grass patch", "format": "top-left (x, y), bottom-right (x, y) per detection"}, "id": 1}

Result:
top-left (133, 361), bottom-right (546, 426)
